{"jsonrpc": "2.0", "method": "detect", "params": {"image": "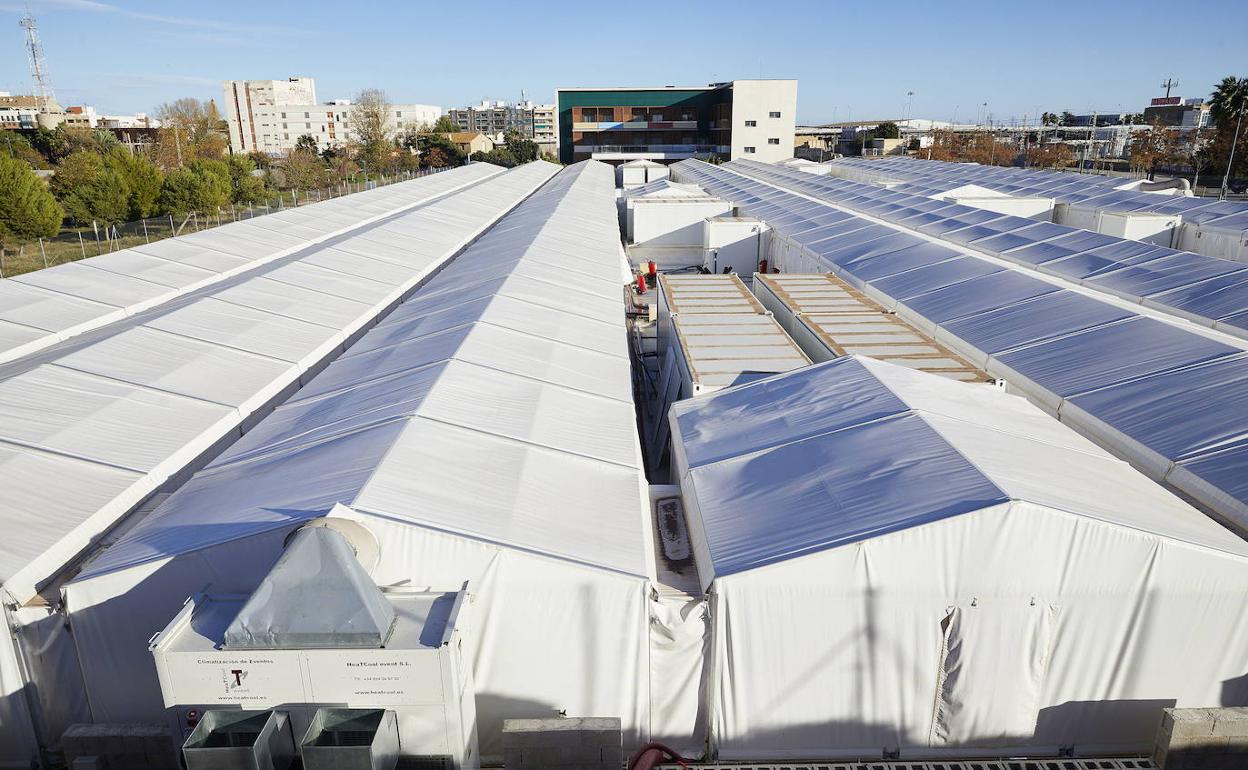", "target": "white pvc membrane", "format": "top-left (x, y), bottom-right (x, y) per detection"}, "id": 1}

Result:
top-left (0, 162), bottom-right (565, 763)
top-left (673, 159), bottom-right (1248, 536)
top-left (0, 164), bottom-right (504, 365)
top-left (60, 161), bottom-right (653, 762)
top-left (669, 356), bottom-right (1248, 759)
